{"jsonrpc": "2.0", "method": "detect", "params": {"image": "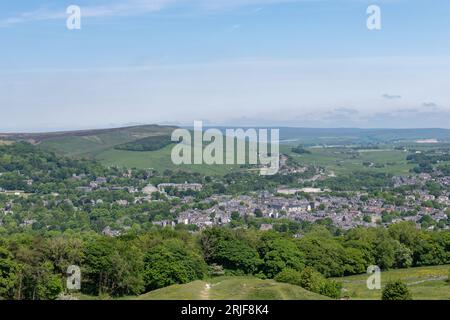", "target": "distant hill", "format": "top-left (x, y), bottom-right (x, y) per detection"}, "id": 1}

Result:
top-left (0, 124), bottom-right (178, 158)
top-left (275, 127), bottom-right (450, 145)
top-left (2, 125), bottom-right (449, 175)
top-left (137, 276), bottom-right (329, 300)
